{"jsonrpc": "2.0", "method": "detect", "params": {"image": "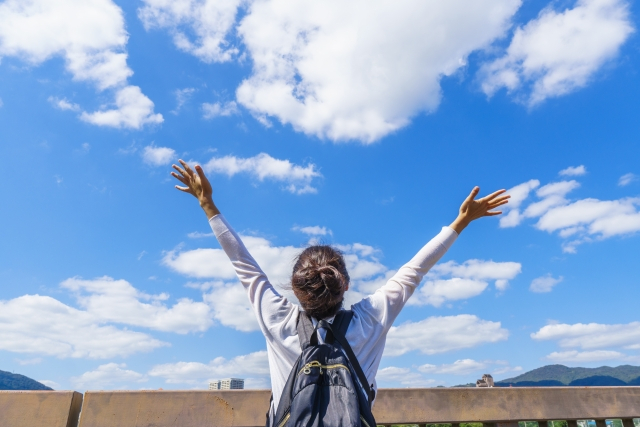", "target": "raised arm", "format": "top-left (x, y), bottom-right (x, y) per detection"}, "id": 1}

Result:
top-left (356, 186), bottom-right (510, 328)
top-left (171, 160), bottom-right (295, 338)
